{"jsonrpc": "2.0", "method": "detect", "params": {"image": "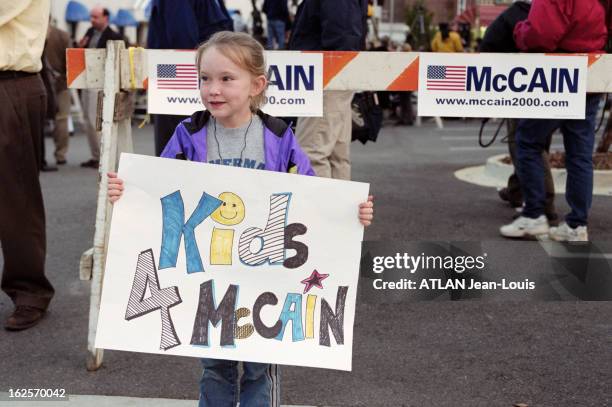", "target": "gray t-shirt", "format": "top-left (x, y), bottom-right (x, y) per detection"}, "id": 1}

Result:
top-left (206, 115), bottom-right (266, 170)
